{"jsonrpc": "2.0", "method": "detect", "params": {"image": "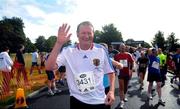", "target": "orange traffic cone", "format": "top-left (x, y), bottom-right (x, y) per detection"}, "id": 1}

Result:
top-left (14, 88), bottom-right (28, 109)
